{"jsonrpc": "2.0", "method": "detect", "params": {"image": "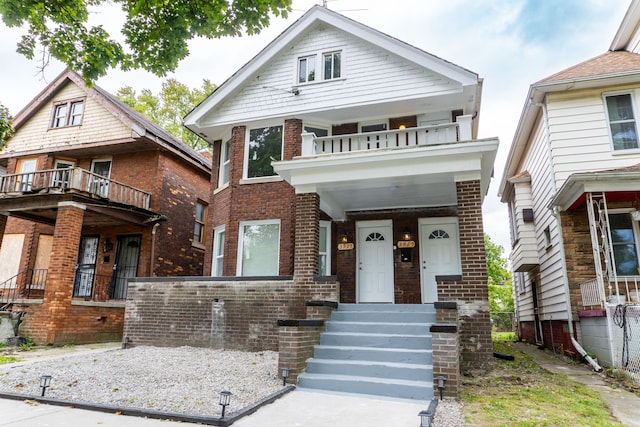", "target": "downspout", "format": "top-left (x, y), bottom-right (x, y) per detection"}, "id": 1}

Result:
top-left (150, 223), bottom-right (160, 277)
top-left (535, 97), bottom-right (602, 371)
top-left (553, 208), bottom-right (602, 372)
